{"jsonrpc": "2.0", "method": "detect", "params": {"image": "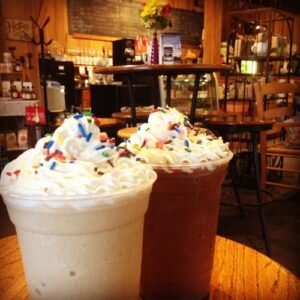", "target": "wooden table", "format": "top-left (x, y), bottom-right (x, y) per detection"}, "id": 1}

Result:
top-left (111, 111), bottom-right (150, 126)
top-left (94, 64), bottom-right (231, 126)
top-left (0, 235), bottom-right (298, 299)
top-left (117, 126), bottom-right (138, 140)
top-left (54, 117), bottom-right (125, 129)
